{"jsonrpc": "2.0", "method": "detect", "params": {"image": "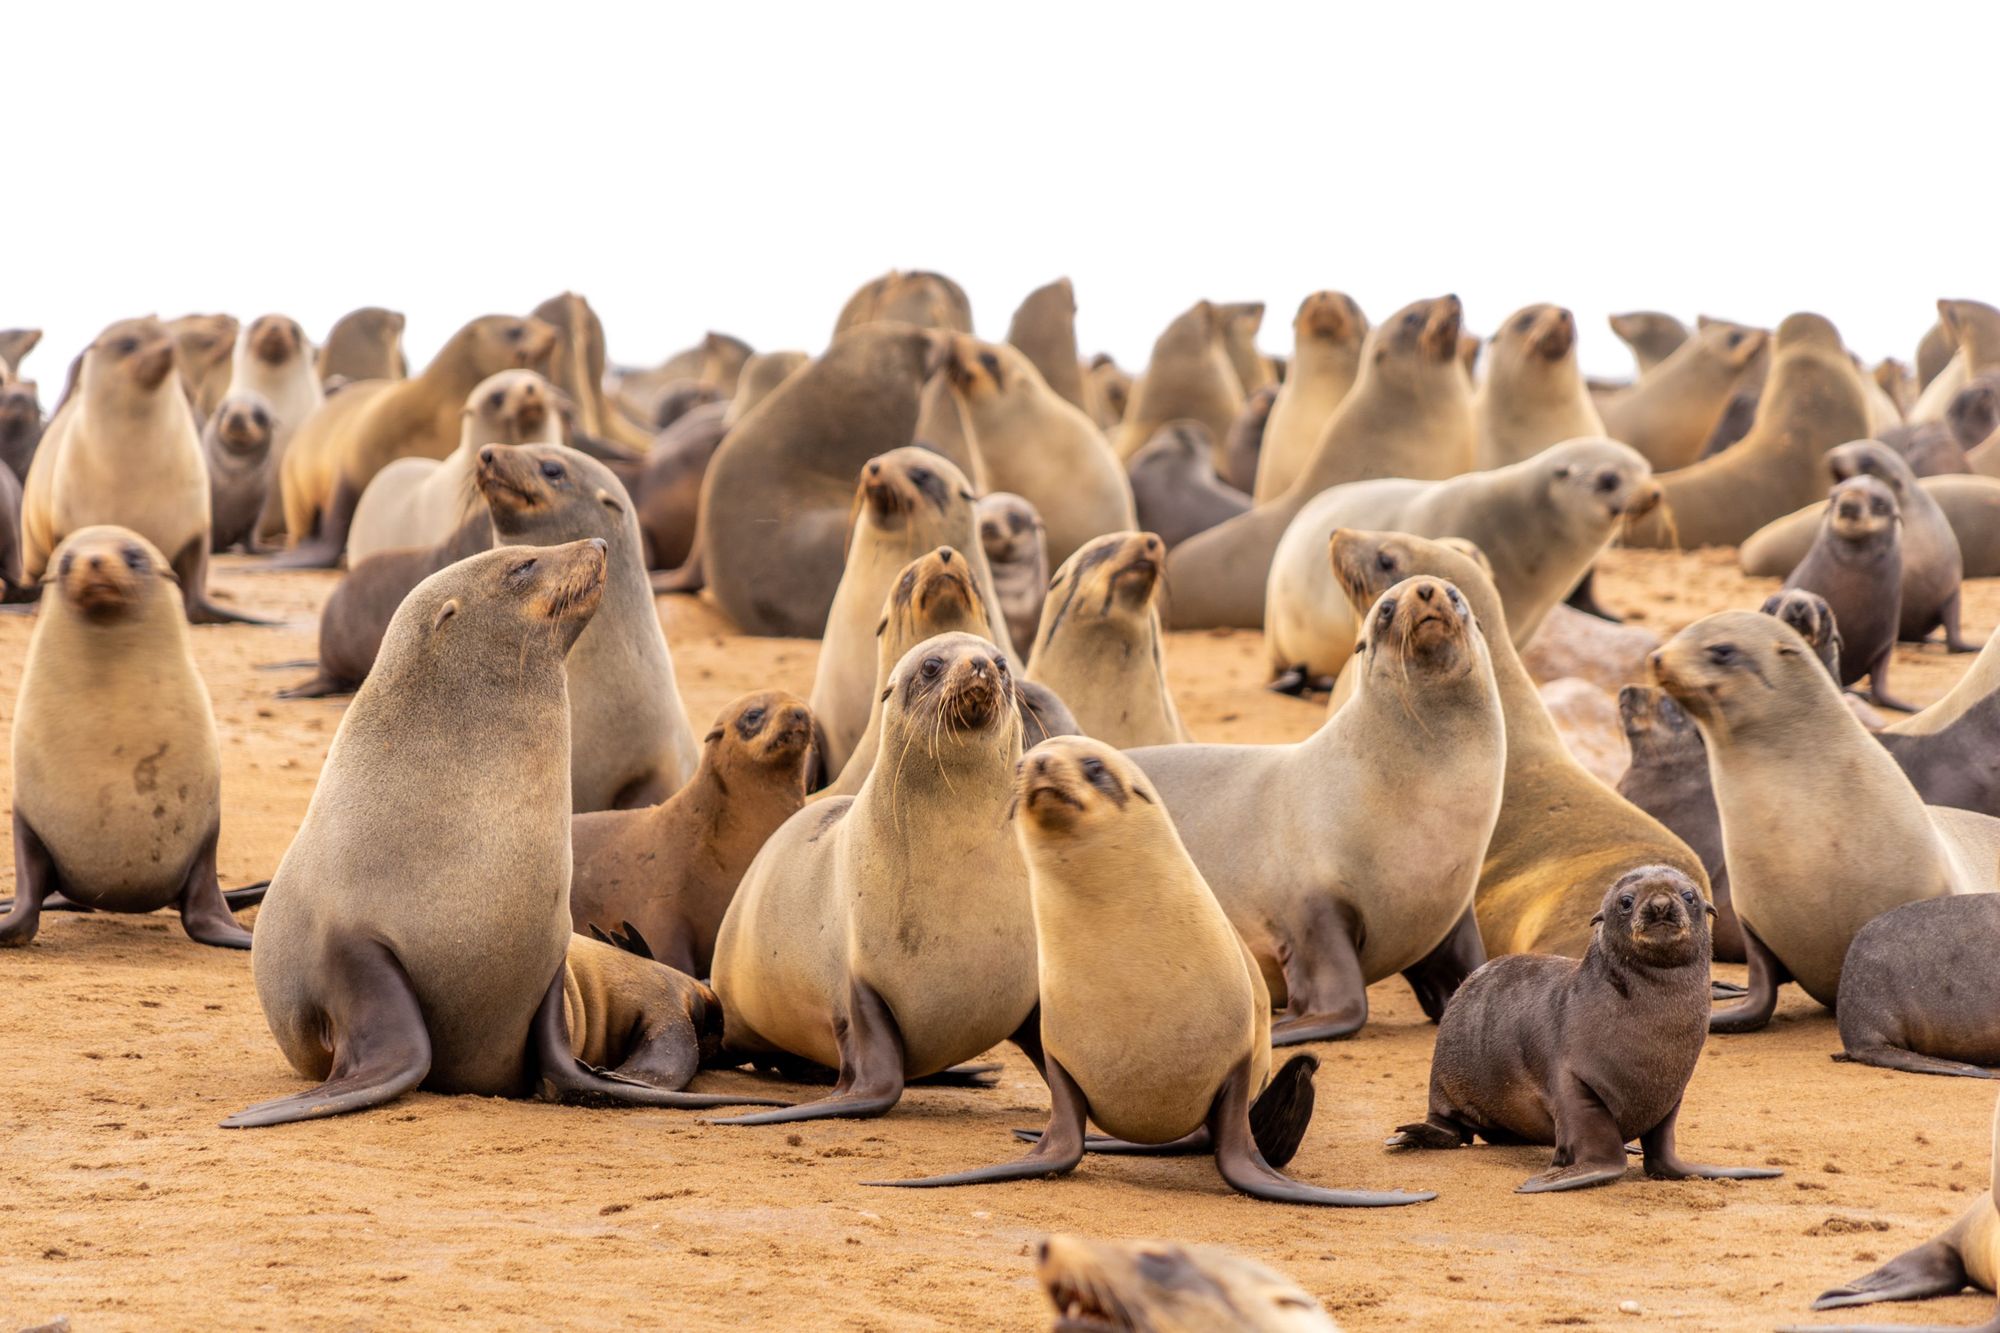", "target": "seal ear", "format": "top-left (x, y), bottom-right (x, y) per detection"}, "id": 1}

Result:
top-left (703, 727), bottom-right (724, 744)
top-left (1703, 901), bottom-right (1717, 917)
top-left (431, 598), bottom-right (459, 631)
top-left (1589, 911), bottom-right (1605, 926)
top-left (595, 487), bottom-right (621, 513)
top-left (874, 615), bottom-right (888, 638)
